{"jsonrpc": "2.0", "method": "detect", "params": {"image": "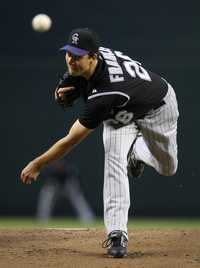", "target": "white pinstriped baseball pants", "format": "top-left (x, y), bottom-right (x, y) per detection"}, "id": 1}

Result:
top-left (103, 83), bottom-right (179, 235)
